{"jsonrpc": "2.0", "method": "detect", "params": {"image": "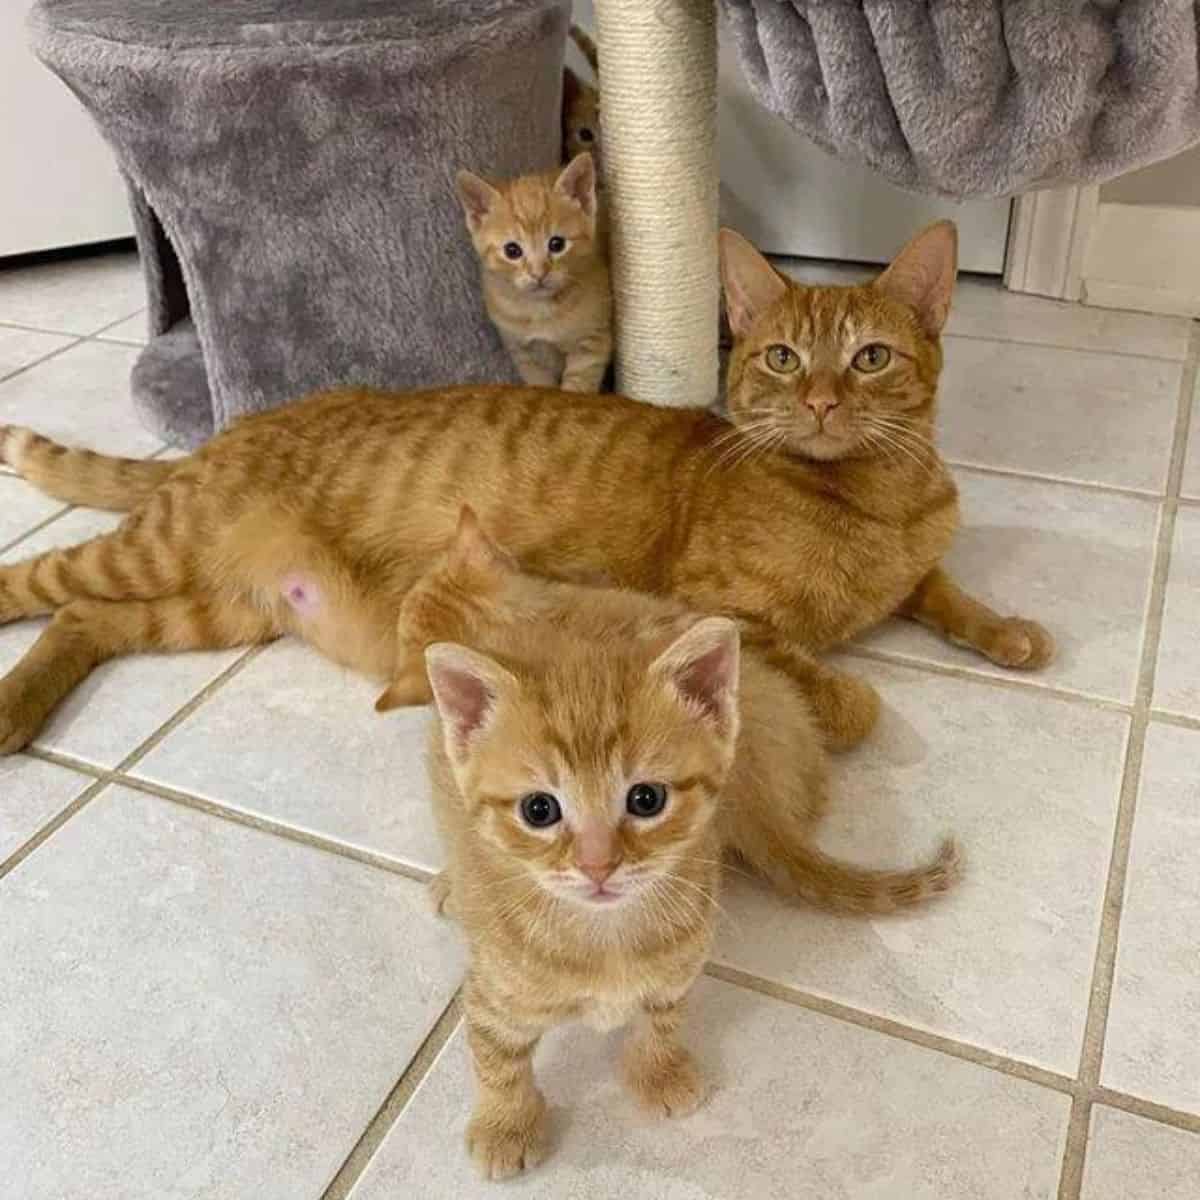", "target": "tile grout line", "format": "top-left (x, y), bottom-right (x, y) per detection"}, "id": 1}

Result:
top-left (0, 773), bottom-right (113, 882)
top-left (947, 459), bottom-right (1163, 502)
top-left (320, 992), bottom-right (463, 1200)
top-left (0, 330), bottom-right (90, 384)
top-left (842, 643), bottom-right (1135, 715)
top-left (1055, 322), bottom-right (1200, 1200)
top-left (0, 503), bottom-right (74, 558)
top-left (705, 962), bottom-right (1079, 1098)
top-left (111, 645), bottom-right (267, 775)
top-left (0, 648), bottom-right (263, 881)
top-left (116, 771), bottom-right (435, 885)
